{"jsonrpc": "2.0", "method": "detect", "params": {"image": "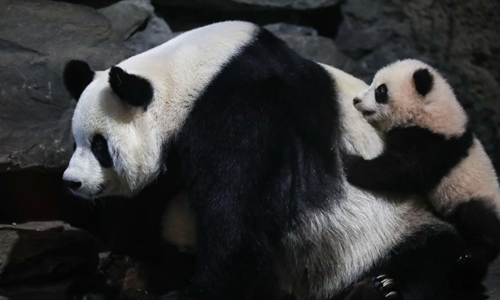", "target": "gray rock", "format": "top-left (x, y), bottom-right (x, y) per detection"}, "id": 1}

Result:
top-left (279, 35), bottom-right (355, 71)
top-left (264, 23), bottom-right (317, 36)
top-left (335, 0), bottom-right (500, 171)
top-left (485, 256), bottom-right (500, 299)
top-left (152, 0), bottom-right (342, 10)
top-left (0, 280), bottom-right (71, 300)
top-left (125, 15), bottom-right (176, 53)
top-left (0, 0), bottom-right (133, 171)
top-left (0, 221), bottom-right (98, 286)
top-left (99, 0), bottom-right (155, 42)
